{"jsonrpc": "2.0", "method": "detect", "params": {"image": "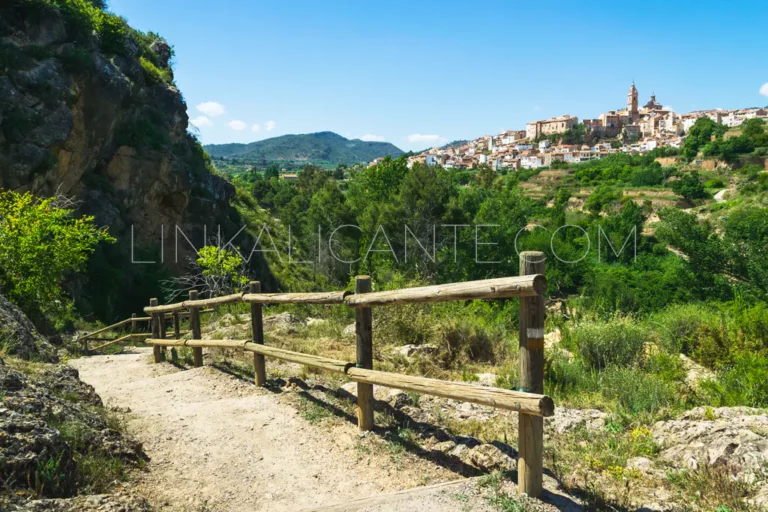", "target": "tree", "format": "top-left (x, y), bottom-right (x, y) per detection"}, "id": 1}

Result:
top-left (0, 191), bottom-right (114, 325)
top-left (585, 185), bottom-right (621, 216)
top-left (161, 245), bottom-right (248, 301)
top-left (682, 117), bottom-right (727, 161)
top-left (265, 164), bottom-right (280, 180)
top-left (476, 164), bottom-right (497, 189)
top-left (671, 171), bottom-right (708, 202)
